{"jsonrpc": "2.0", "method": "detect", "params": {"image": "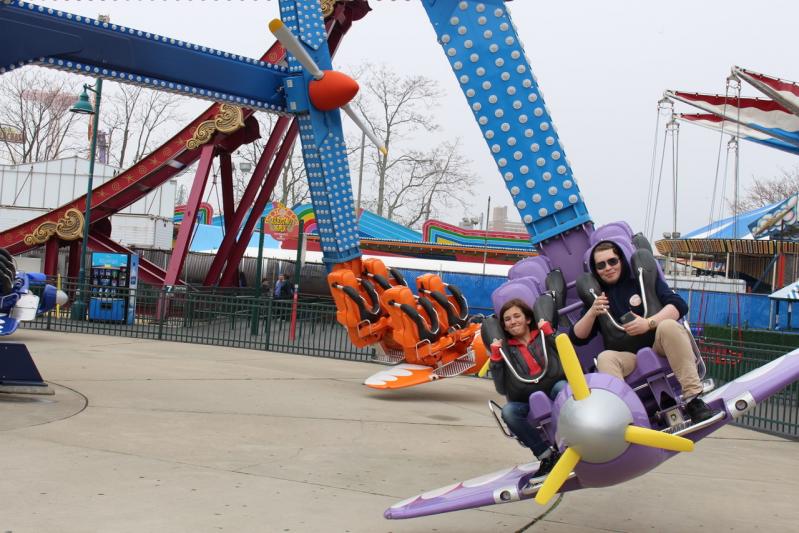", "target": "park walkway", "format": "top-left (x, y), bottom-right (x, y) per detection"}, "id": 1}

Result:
top-left (1, 330), bottom-right (797, 532)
